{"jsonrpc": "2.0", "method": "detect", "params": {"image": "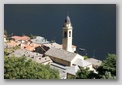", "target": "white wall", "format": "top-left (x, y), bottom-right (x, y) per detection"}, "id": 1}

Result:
top-left (70, 54), bottom-right (84, 66)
